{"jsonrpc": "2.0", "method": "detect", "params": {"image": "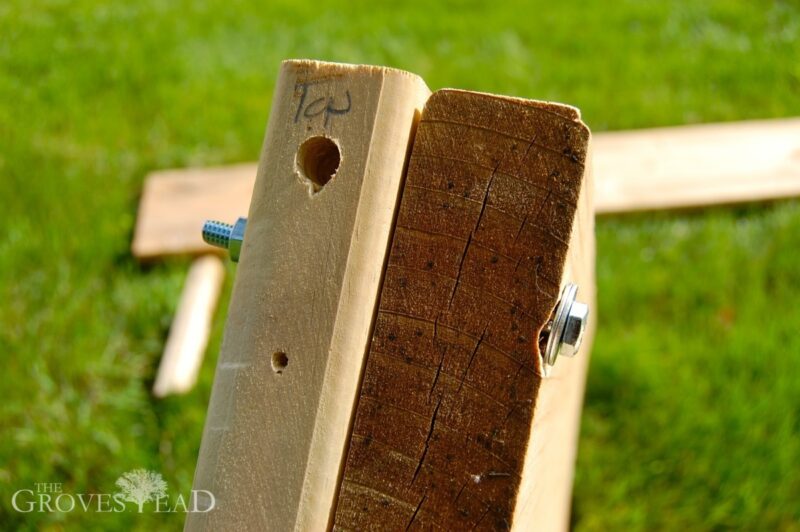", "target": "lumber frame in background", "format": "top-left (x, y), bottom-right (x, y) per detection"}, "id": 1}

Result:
top-left (593, 118), bottom-right (800, 213)
top-left (152, 254), bottom-right (225, 397)
top-left (134, 118), bottom-right (800, 236)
